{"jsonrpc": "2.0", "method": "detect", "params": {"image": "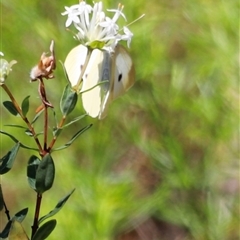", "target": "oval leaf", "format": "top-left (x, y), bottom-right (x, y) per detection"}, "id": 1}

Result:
top-left (3, 101), bottom-right (19, 116)
top-left (0, 142), bottom-right (20, 174)
top-left (32, 219), bottom-right (56, 240)
top-left (21, 95), bottom-right (30, 117)
top-left (60, 84), bottom-right (78, 117)
top-left (35, 154), bottom-right (55, 194)
top-left (27, 155), bottom-right (41, 190)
